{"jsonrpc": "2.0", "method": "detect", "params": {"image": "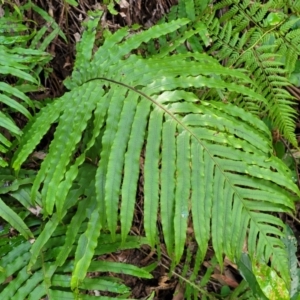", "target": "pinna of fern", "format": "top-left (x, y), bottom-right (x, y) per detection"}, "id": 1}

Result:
top-left (10, 14), bottom-right (299, 291)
